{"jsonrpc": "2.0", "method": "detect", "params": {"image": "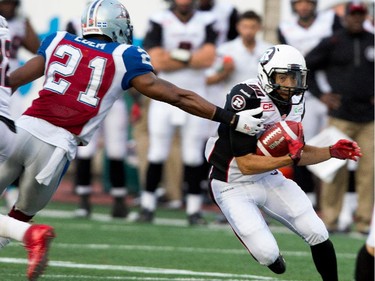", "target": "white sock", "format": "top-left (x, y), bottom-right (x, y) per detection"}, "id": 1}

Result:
top-left (140, 191), bottom-right (157, 211)
top-left (338, 192), bottom-right (357, 231)
top-left (186, 194), bottom-right (203, 215)
top-left (0, 214), bottom-right (30, 242)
